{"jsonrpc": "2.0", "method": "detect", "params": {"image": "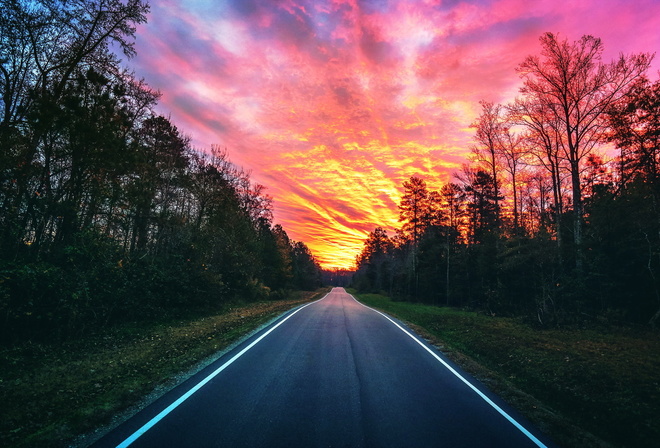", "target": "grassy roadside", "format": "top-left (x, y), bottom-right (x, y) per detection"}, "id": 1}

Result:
top-left (0, 288), bottom-right (331, 448)
top-left (352, 290), bottom-right (660, 448)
